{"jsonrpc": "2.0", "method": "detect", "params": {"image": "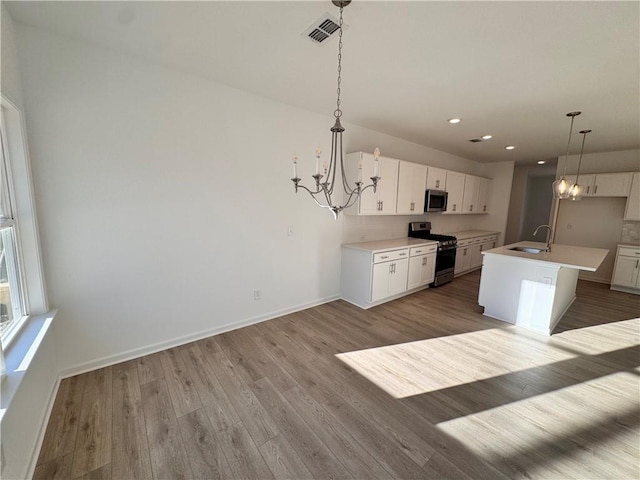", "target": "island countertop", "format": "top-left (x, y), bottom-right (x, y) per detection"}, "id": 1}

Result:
top-left (483, 241), bottom-right (609, 272)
